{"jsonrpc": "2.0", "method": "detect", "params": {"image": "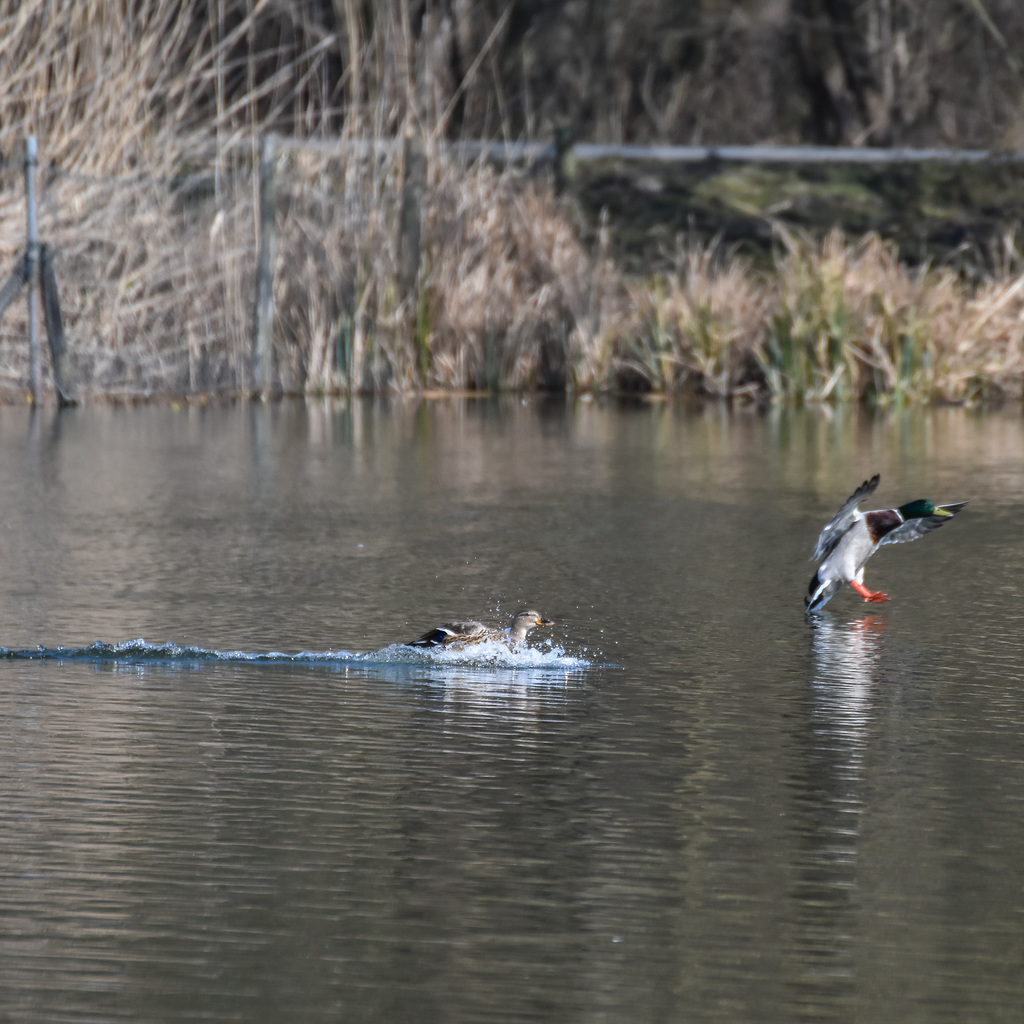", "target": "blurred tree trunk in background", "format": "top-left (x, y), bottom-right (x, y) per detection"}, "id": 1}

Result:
top-left (5, 0), bottom-right (1021, 172)
top-left (287, 0), bottom-right (1022, 149)
top-left (119, 0), bottom-right (1024, 149)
